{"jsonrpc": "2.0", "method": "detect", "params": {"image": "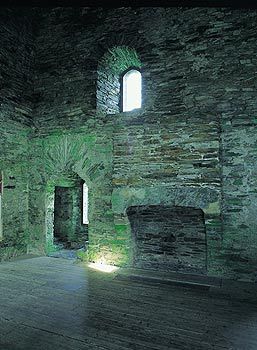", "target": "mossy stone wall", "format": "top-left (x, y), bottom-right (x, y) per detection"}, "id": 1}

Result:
top-left (1, 7), bottom-right (257, 281)
top-left (0, 121), bottom-right (30, 260)
top-left (30, 7), bottom-right (257, 280)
